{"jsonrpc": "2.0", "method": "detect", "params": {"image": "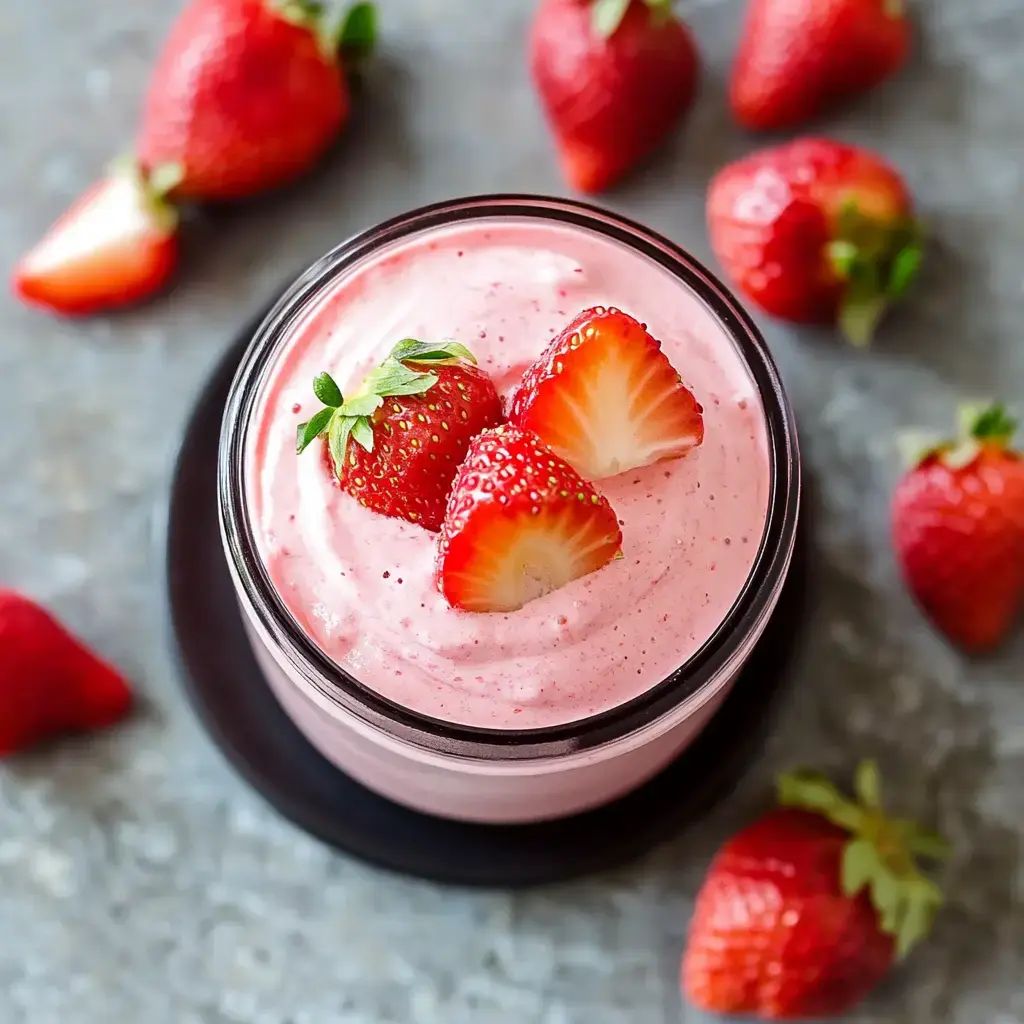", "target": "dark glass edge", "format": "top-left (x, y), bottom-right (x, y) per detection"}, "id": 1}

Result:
top-left (218, 194), bottom-right (801, 761)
